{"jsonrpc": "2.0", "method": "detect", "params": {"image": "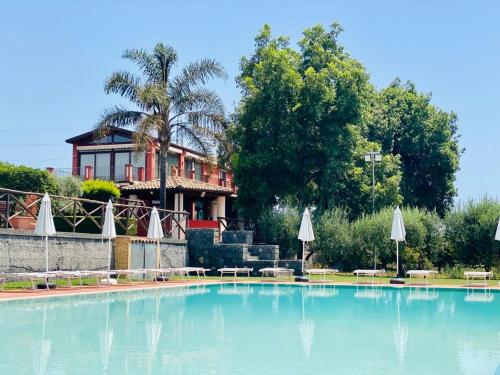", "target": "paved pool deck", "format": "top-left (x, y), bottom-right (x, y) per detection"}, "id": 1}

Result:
top-left (1, 278), bottom-right (498, 301)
